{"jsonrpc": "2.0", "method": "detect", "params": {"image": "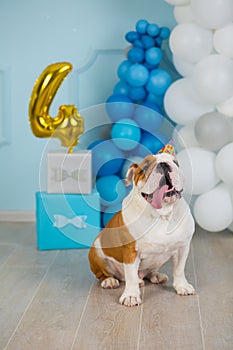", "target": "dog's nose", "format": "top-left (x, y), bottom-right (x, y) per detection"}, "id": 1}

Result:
top-left (156, 162), bottom-right (172, 173)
